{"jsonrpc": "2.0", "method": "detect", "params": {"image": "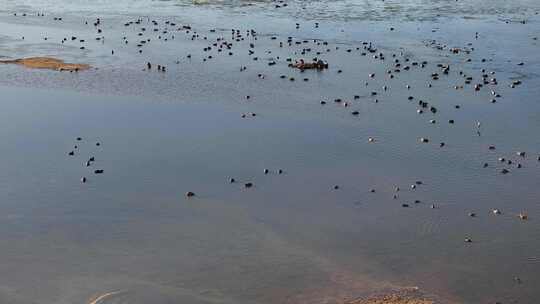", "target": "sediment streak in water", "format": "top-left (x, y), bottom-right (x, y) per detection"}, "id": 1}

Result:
top-left (88, 290), bottom-right (125, 304)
